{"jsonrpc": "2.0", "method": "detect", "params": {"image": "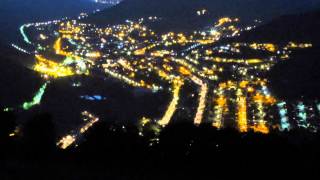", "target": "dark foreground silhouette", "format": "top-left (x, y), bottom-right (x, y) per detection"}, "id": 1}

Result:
top-left (0, 111), bottom-right (320, 179)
